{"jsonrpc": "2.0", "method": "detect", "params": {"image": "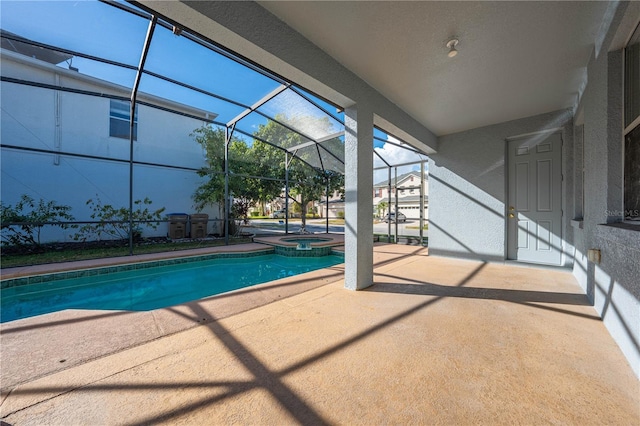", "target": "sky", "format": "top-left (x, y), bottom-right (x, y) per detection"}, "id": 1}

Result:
top-left (1, 0), bottom-right (427, 174)
top-left (373, 135), bottom-right (428, 184)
